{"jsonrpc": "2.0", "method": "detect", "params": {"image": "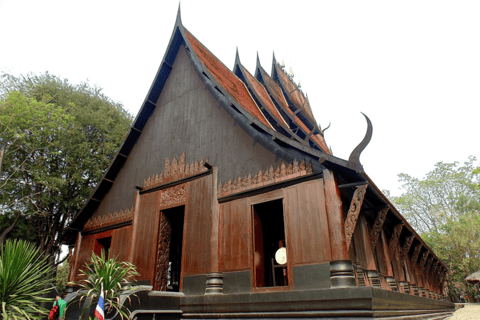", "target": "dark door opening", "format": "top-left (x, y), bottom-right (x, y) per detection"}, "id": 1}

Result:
top-left (253, 199), bottom-right (288, 288)
top-left (154, 205), bottom-right (185, 292)
top-left (94, 237), bottom-right (111, 258)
